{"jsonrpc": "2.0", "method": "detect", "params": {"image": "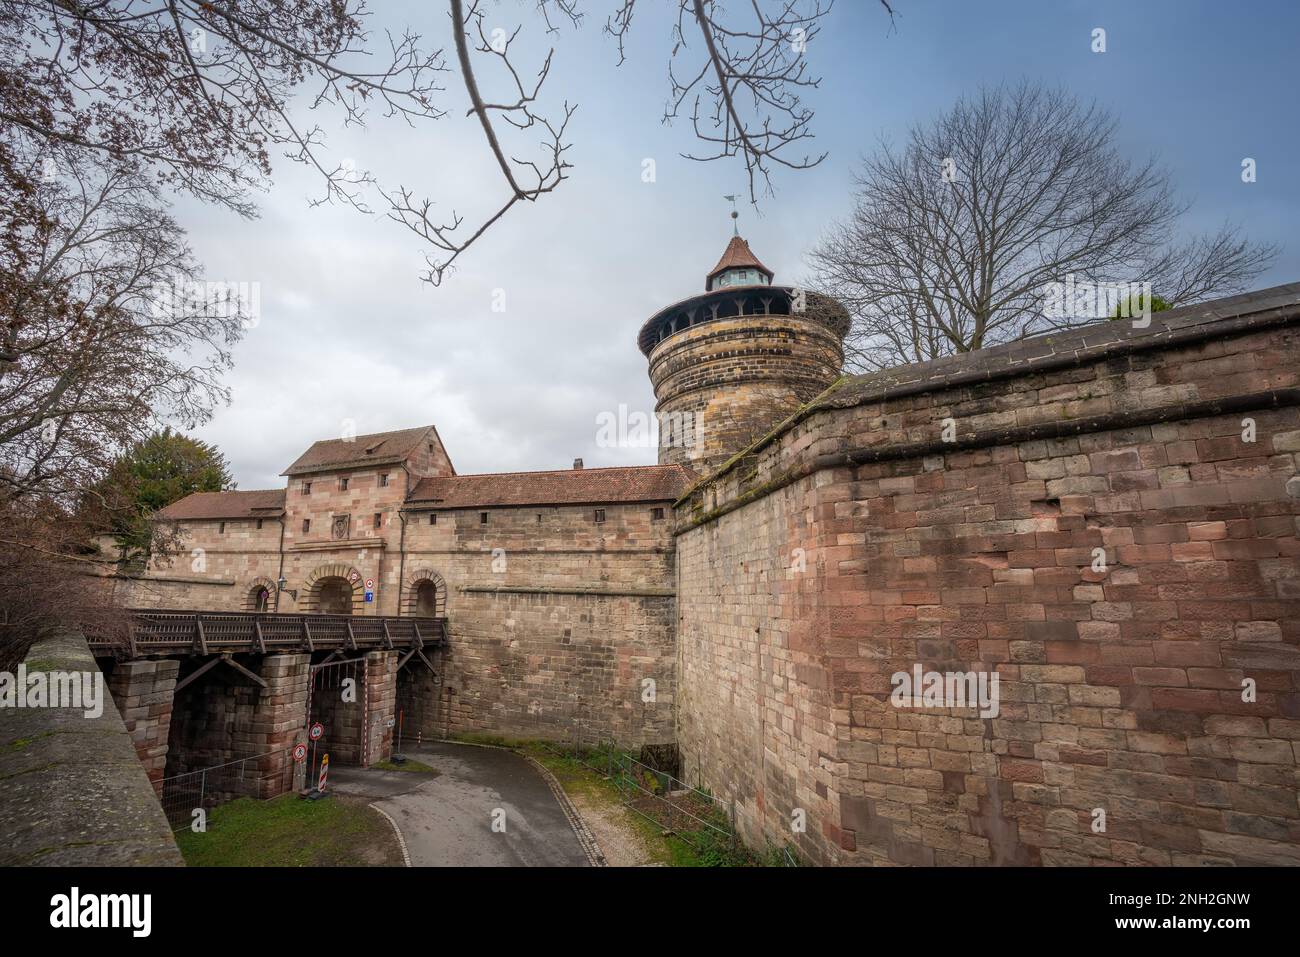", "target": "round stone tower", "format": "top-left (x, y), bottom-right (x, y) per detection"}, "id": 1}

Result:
top-left (638, 234), bottom-right (849, 473)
